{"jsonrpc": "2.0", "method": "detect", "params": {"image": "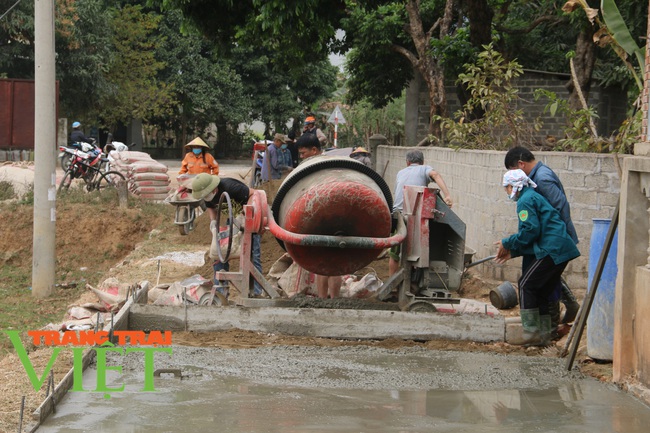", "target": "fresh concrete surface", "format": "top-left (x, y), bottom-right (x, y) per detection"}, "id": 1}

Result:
top-left (128, 304), bottom-right (505, 343)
